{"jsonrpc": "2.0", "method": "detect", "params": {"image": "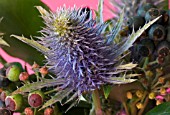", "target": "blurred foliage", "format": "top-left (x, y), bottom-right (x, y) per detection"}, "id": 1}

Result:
top-left (0, 0), bottom-right (49, 65)
top-left (146, 102), bottom-right (170, 115)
